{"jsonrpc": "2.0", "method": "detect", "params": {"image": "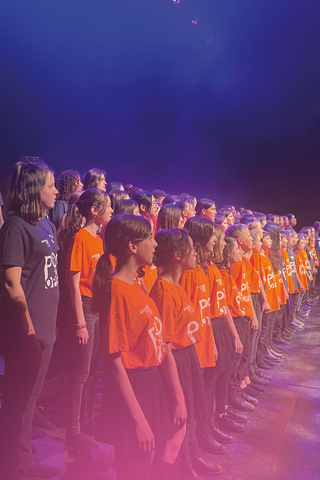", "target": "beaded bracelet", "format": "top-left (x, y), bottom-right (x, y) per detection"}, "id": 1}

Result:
top-left (76, 323), bottom-right (87, 329)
